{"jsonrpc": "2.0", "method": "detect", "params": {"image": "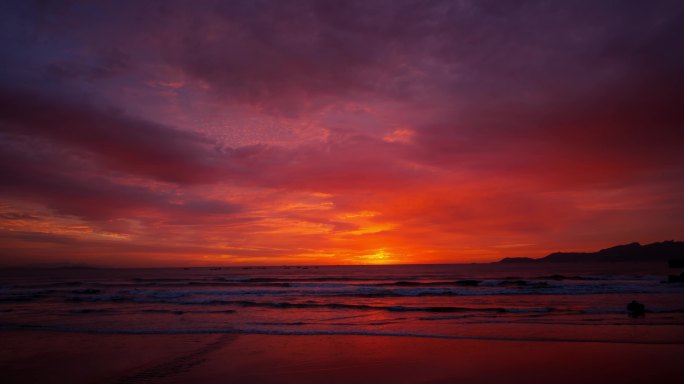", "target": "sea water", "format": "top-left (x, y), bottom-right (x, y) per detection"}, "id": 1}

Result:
top-left (1, 263), bottom-right (683, 343)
